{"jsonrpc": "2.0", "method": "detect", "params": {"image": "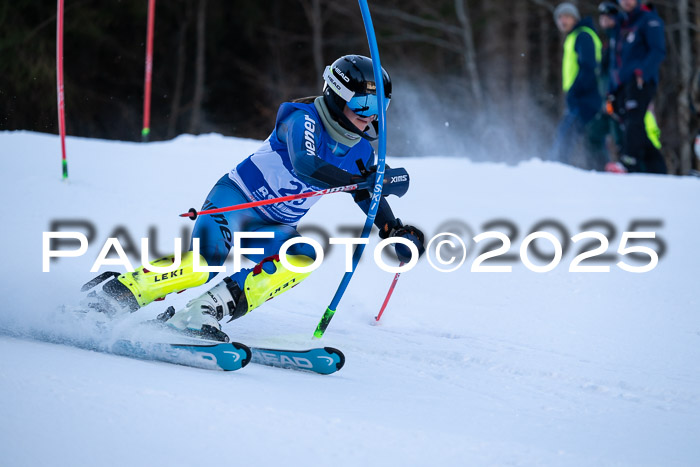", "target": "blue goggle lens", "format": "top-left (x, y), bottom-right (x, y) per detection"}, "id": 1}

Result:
top-left (347, 94), bottom-right (390, 117)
